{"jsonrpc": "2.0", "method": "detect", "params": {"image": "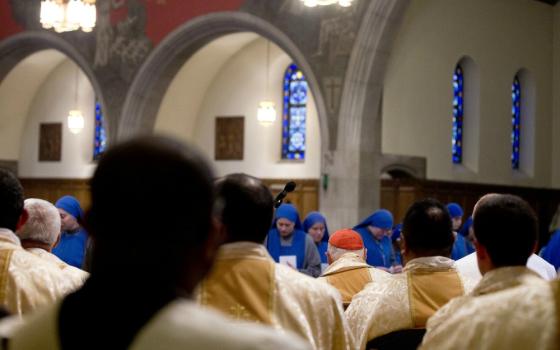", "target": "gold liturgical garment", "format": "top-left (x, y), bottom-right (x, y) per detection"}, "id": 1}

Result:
top-left (345, 256), bottom-right (476, 350)
top-left (319, 252), bottom-right (390, 308)
top-left (198, 242), bottom-right (354, 350)
top-left (420, 267), bottom-right (559, 350)
top-left (0, 229), bottom-right (84, 316)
